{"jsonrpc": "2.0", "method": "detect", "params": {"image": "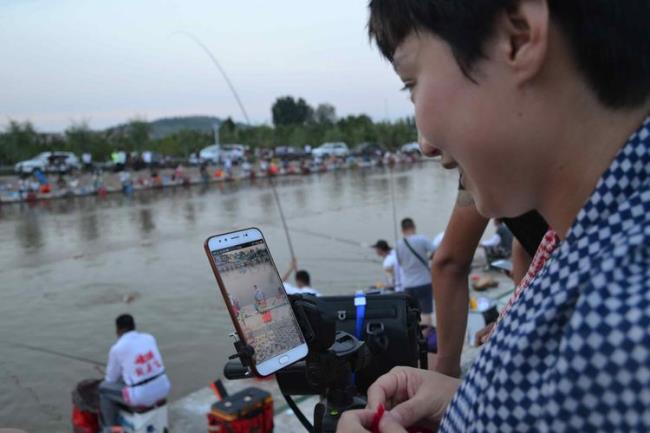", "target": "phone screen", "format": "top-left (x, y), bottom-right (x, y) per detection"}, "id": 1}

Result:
top-left (210, 239), bottom-right (305, 365)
